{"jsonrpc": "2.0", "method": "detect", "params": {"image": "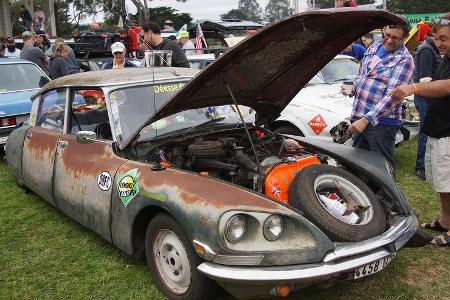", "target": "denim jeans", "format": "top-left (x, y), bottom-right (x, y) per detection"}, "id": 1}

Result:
top-left (352, 124), bottom-right (400, 173)
top-left (414, 95), bottom-right (428, 171)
